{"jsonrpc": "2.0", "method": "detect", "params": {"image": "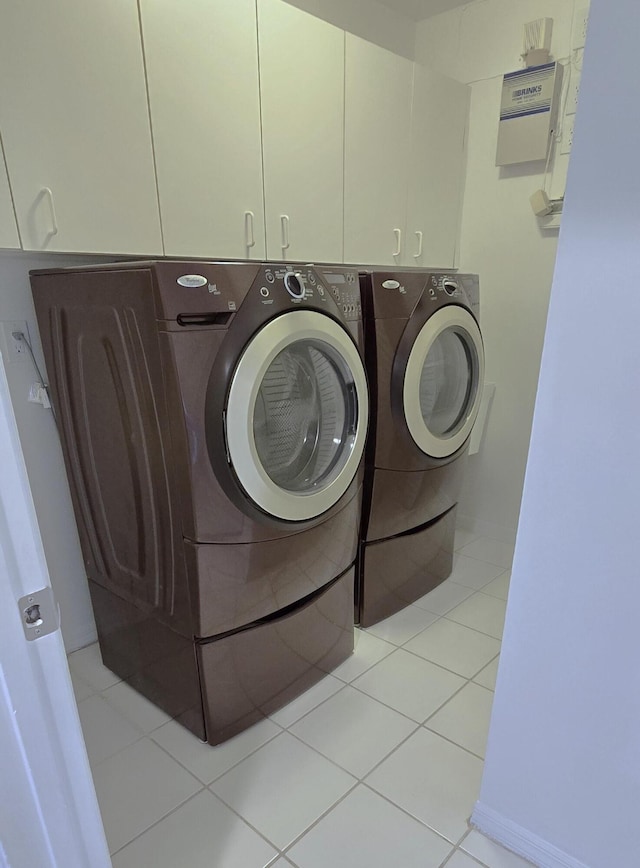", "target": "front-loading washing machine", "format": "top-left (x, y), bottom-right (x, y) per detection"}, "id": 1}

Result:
top-left (31, 260), bottom-right (368, 744)
top-left (357, 269), bottom-right (483, 627)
